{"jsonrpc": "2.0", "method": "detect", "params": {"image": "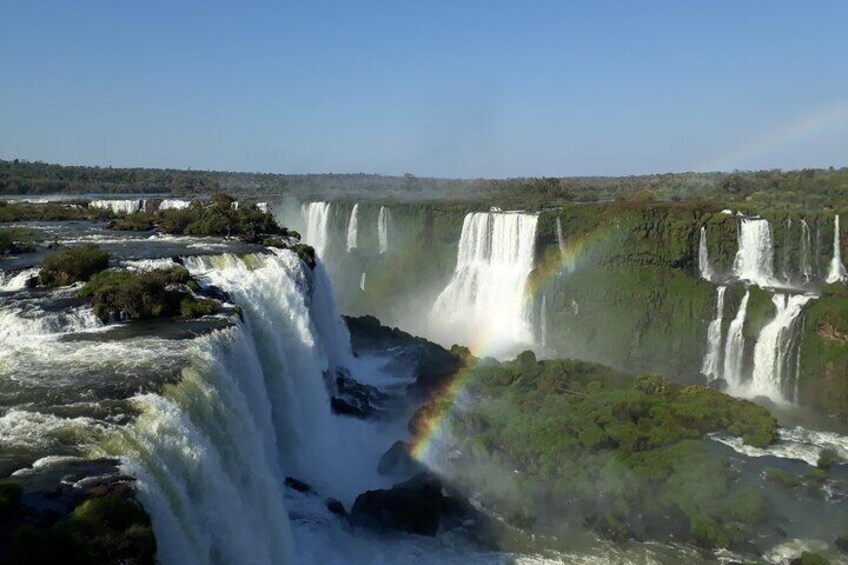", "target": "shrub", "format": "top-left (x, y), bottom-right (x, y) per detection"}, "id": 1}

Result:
top-left (817, 449), bottom-right (840, 470)
top-left (765, 467), bottom-right (802, 488)
top-left (40, 244), bottom-right (110, 287)
top-left (291, 243), bottom-right (316, 269)
top-left (0, 228), bottom-right (37, 254)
